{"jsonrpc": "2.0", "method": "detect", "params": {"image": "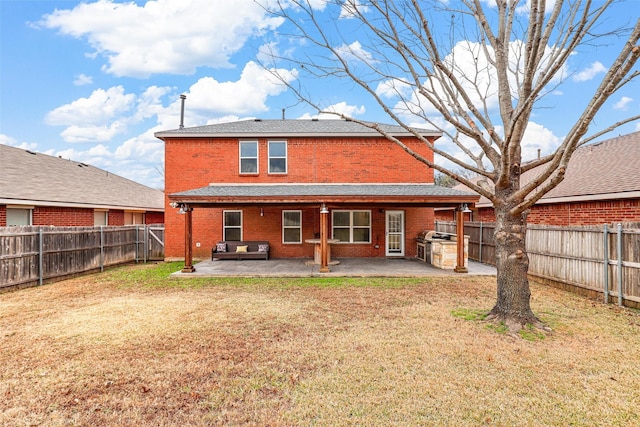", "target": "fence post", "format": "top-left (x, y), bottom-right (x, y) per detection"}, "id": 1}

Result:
top-left (135, 226), bottom-right (139, 263)
top-left (100, 226), bottom-right (105, 272)
top-left (617, 223), bottom-right (623, 307)
top-left (39, 227), bottom-right (44, 286)
top-left (603, 224), bottom-right (609, 304)
top-left (479, 222), bottom-right (483, 264)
